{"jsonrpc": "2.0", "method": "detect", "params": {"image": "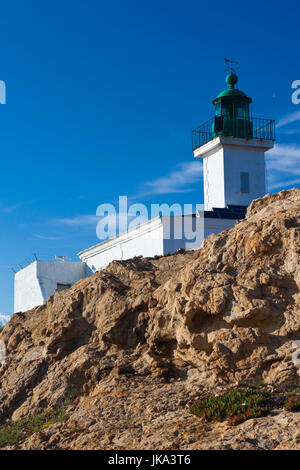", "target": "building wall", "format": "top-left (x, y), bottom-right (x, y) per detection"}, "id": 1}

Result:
top-left (203, 146), bottom-right (225, 211)
top-left (163, 215), bottom-right (236, 253)
top-left (162, 215), bottom-right (205, 253)
top-left (79, 217), bottom-right (164, 272)
top-left (223, 144), bottom-right (266, 207)
top-left (14, 262), bottom-right (44, 314)
top-left (14, 260), bottom-right (87, 313)
top-left (203, 143), bottom-right (266, 210)
top-left (79, 215), bottom-right (238, 275)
